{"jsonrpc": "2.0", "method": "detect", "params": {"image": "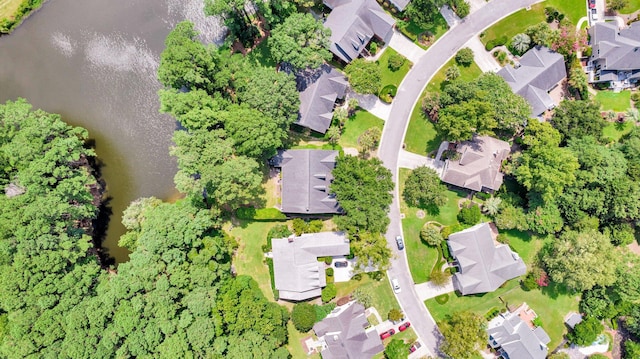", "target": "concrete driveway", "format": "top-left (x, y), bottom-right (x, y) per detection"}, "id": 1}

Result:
top-left (377, 0), bottom-right (541, 356)
top-left (414, 280), bottom-right (454, 301)
top-left (388, 29), bottom-right (426, 64)
top-left (464, 36), bottom-right (501, 73)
